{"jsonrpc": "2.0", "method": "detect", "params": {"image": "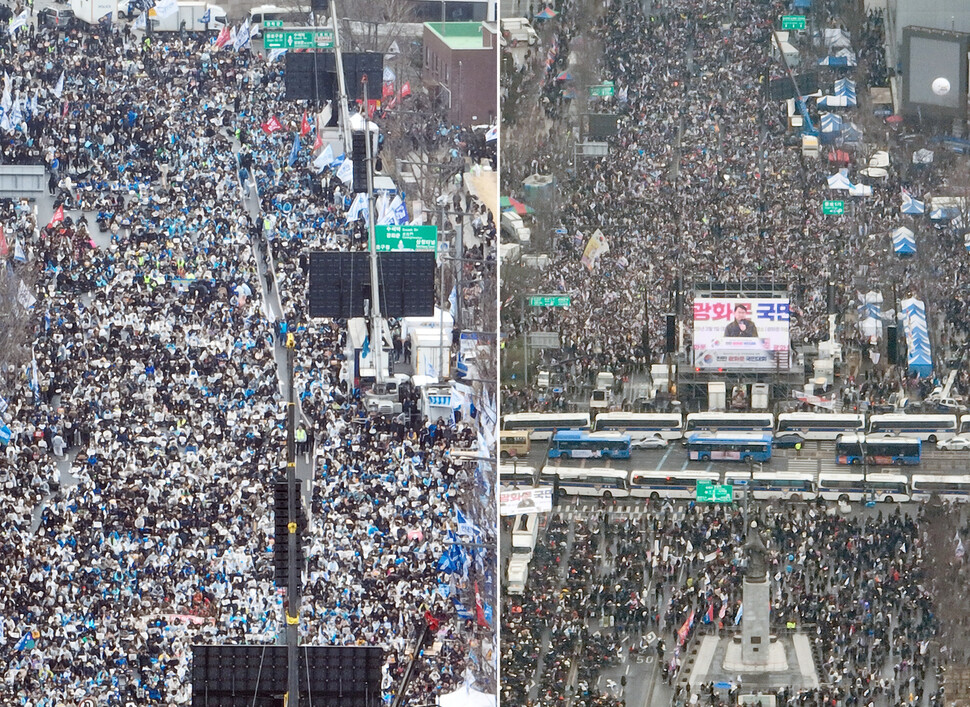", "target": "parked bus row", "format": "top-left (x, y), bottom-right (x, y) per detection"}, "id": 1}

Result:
top-left (499, 464), bottom-right (970, 504)
top-left (501, 411), bottom-right (970, 447)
